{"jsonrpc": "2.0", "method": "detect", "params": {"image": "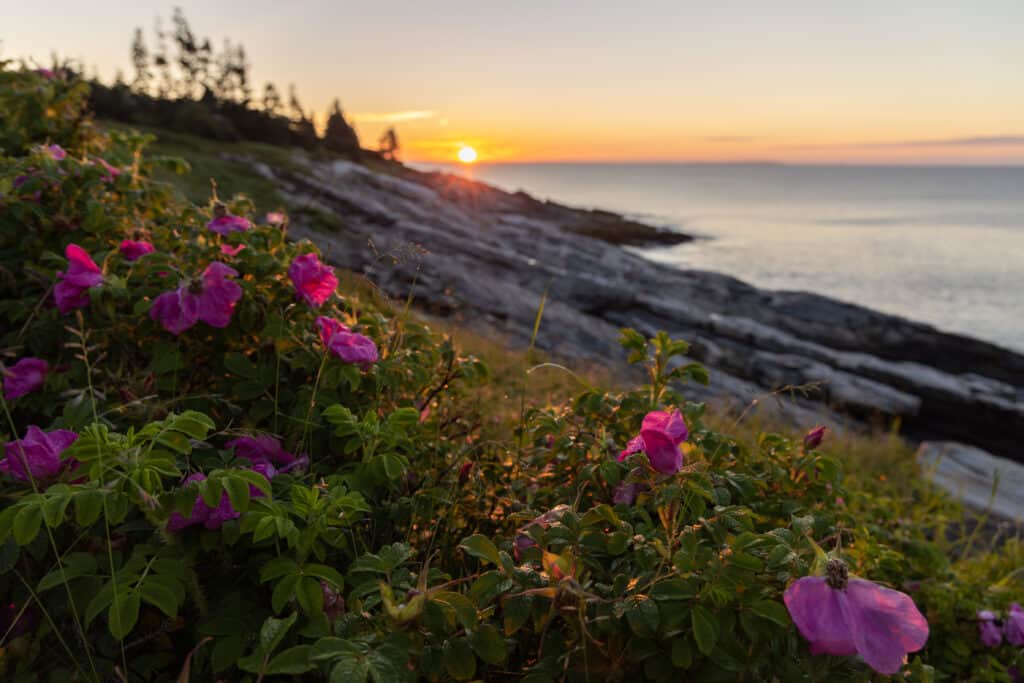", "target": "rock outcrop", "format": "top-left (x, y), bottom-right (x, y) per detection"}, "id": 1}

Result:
top-left (249, 154), bottom-right (1024, 466)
